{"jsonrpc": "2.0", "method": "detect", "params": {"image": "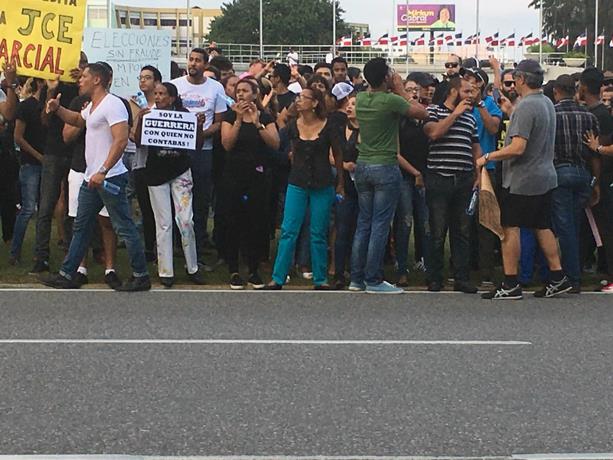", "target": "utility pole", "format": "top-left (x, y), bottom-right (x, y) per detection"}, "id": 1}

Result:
top-left (259, 0), bottom-right (263, 58)
top-left (332, 0), bottom-right (337, 56)
top-left (475, 0), bottom-right (480, 58)
top-left (594, 0), bottom-right (599, 67)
